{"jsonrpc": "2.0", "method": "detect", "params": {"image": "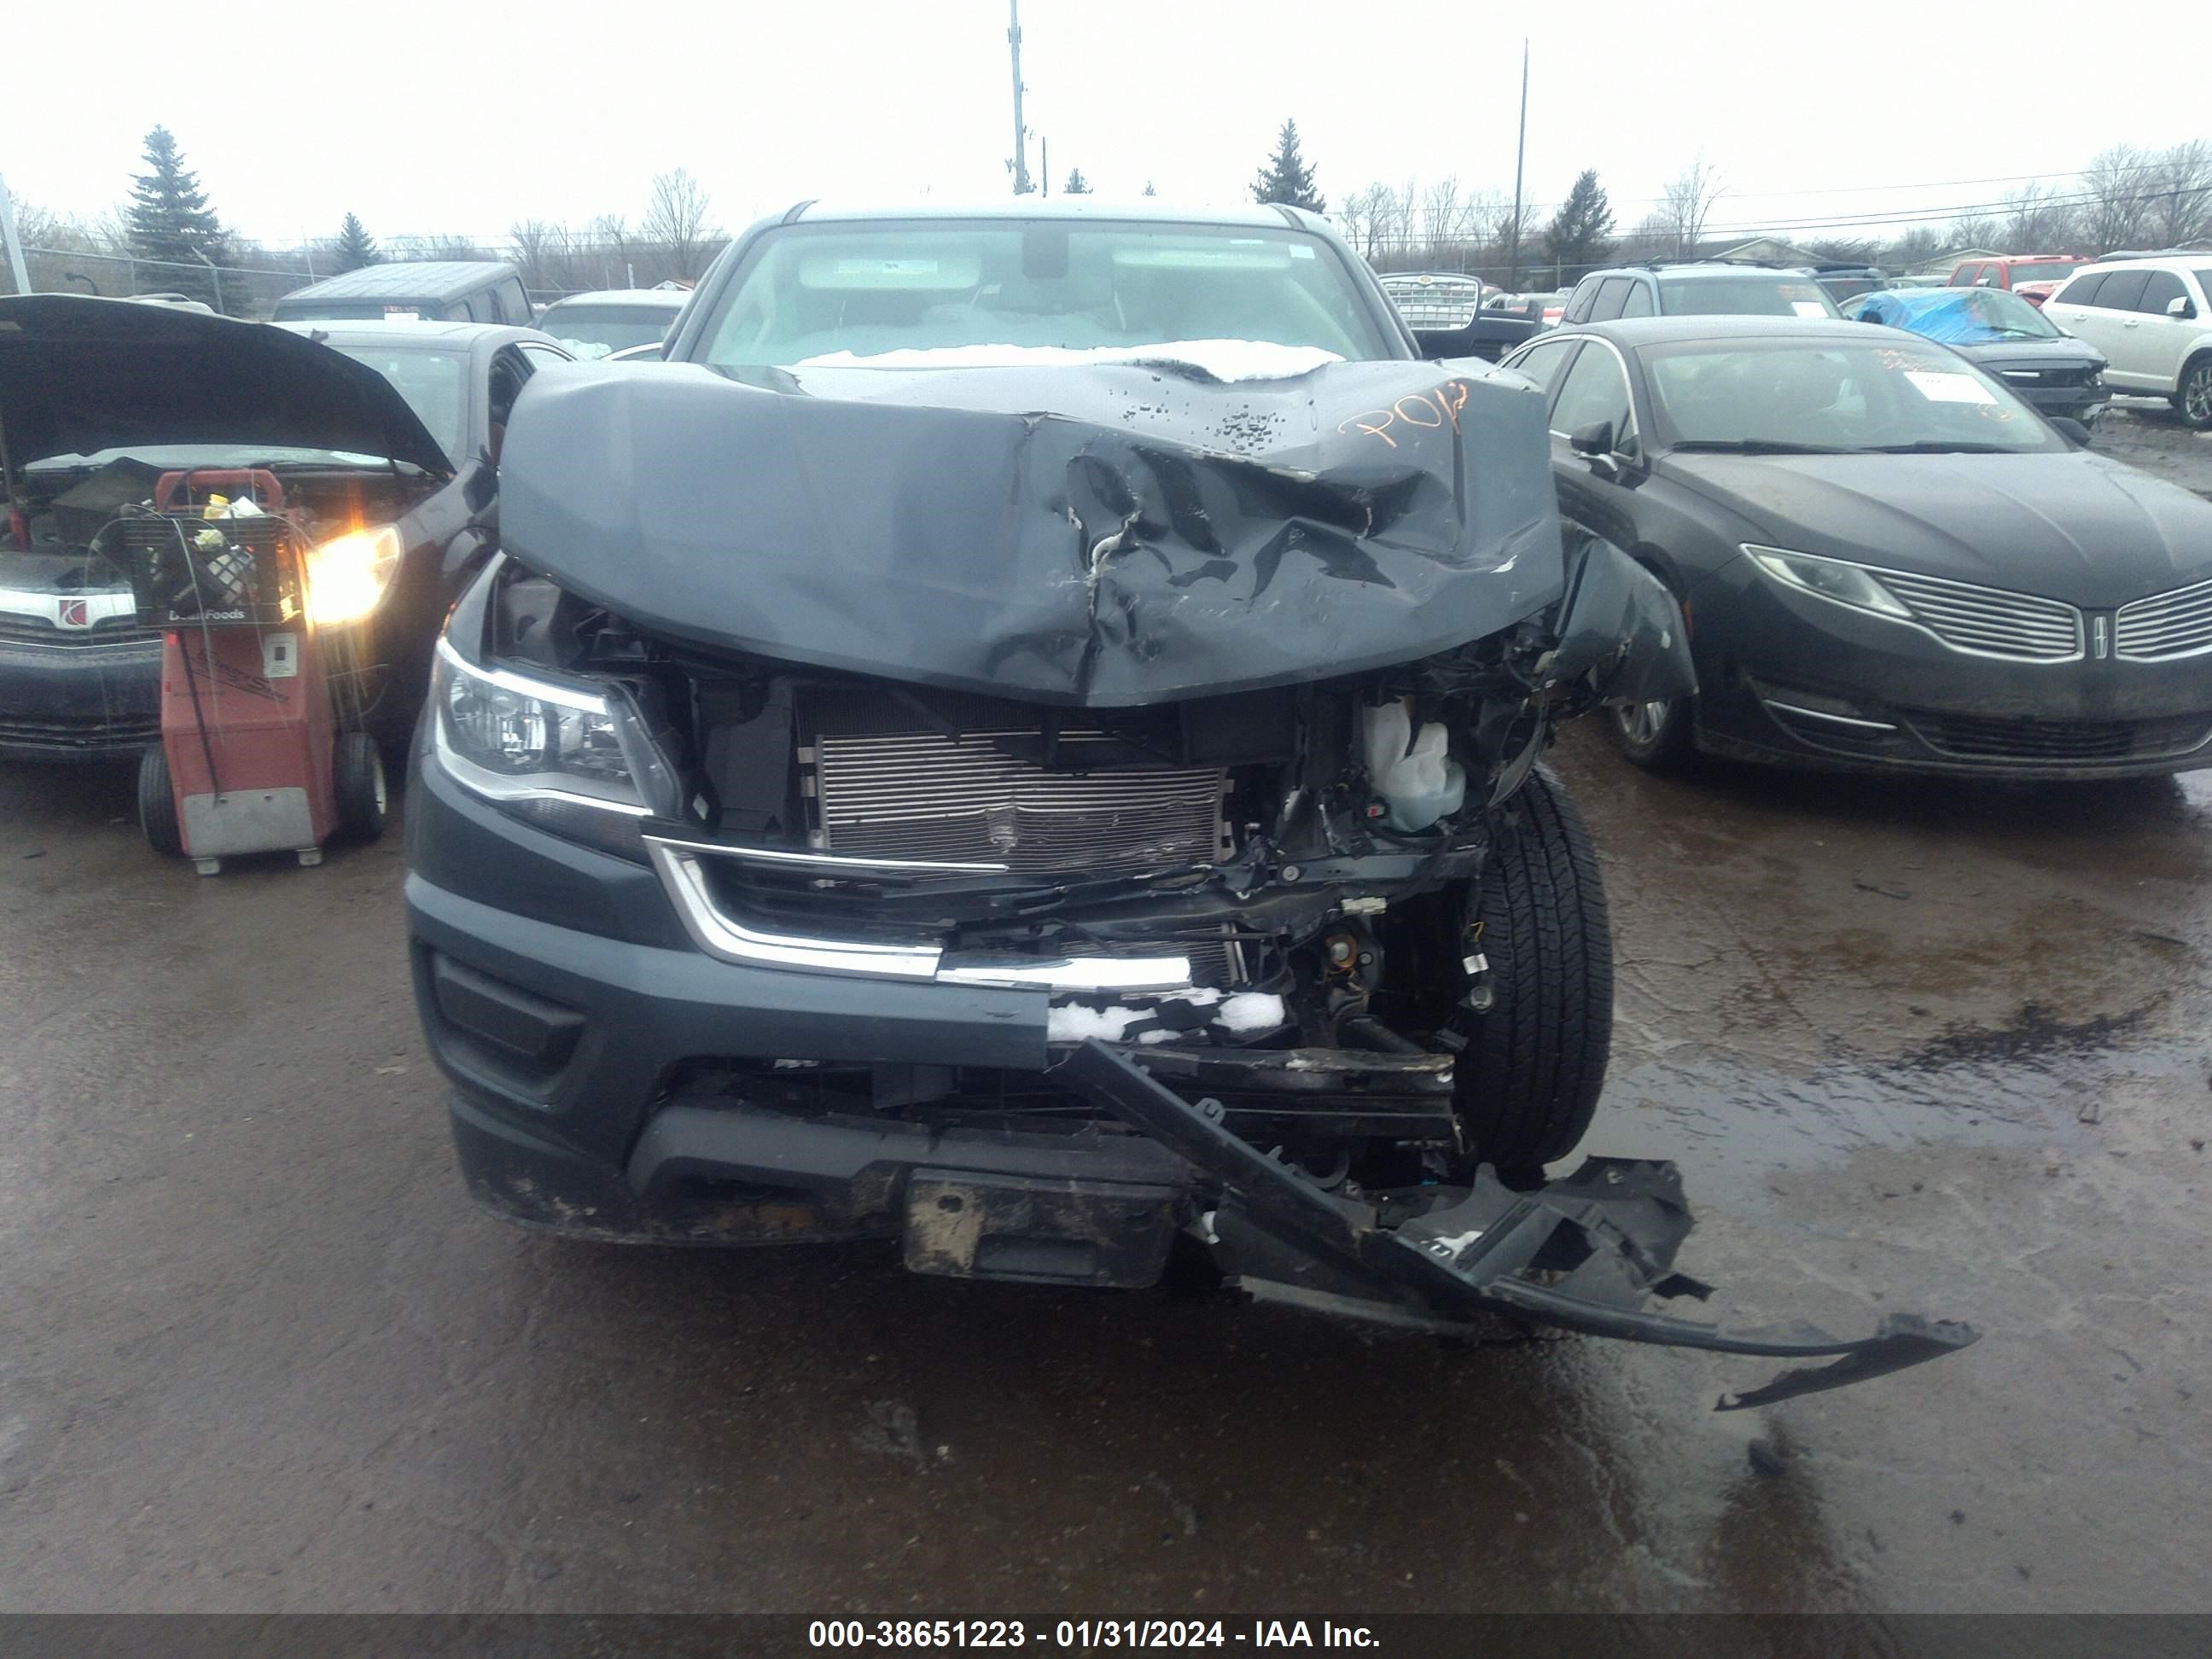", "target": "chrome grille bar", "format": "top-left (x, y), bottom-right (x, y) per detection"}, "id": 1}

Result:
top-left (1870, 568), bottom-right (2082, 661)
top-left (2116, 578), bottom-right (2212, 660)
